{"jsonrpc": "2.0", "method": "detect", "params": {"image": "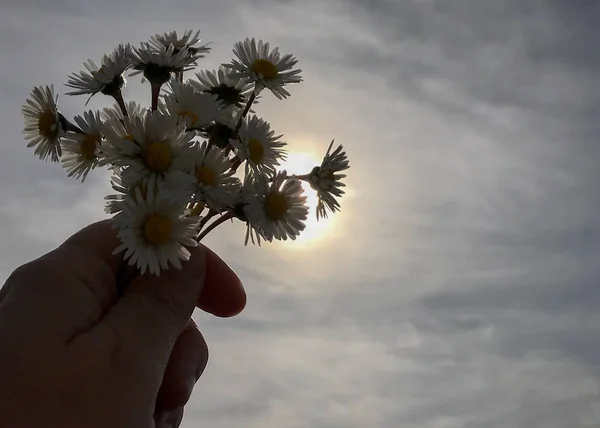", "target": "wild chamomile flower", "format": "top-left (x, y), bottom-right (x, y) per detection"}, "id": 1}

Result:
top-left (61, 110), bottom-right (103, 182)
top-left (112, 187), bottom-right (200, 275)
top-left (192, 66), bottom-right (252, 108)
top-left (232, 115), bottom-right (287, 177)
top-left (192, 142), bottom-right (241, 210)
top-left (162, 81), bottom-right (220, 129)
top-left (225, 38), bottom-right (302, 99)
top-left (100, 110), bottom-right (196, 188)
top-left (22, 85), bottom-right (66, 162)
top-left (308, 140), bottom-right (350, 219)
top-left (65, 44), bottom-right (132, 100)
top-left (129, 43), bottom-right (197, 86)
top-left (243, 171), bottom-right (308, 244)
top-left (148, 29), bottom-right (211, 63)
